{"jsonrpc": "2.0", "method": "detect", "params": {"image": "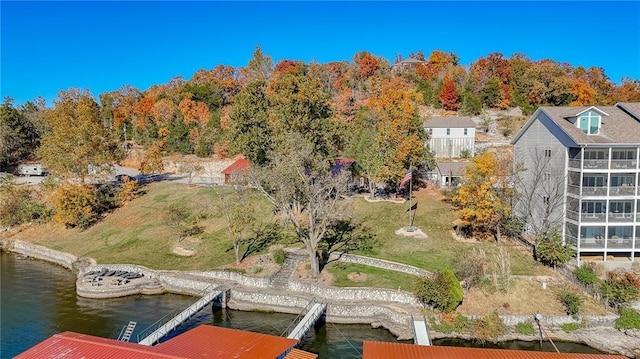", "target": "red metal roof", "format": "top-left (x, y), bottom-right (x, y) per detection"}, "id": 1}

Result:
top-left (221, 158), bottom-right (250, 174)
top-left (284, 348), bottom-right (318, 359)
top-left (16, 325), bottom-right (313, 359)
top-left (154, 324), bottom-right (299, 358)
top-left (15, 331), bottom-right (185, 359)
top-left (362, 341), bottom-right (628, 359)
